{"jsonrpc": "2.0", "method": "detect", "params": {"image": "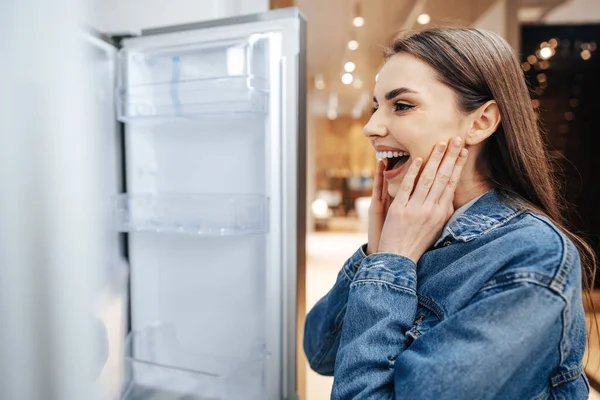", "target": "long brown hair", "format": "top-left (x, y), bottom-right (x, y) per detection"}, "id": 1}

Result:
top-left (385, 27), bottom-right (598, 369)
